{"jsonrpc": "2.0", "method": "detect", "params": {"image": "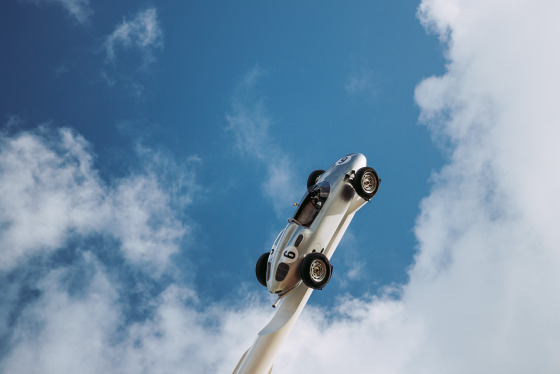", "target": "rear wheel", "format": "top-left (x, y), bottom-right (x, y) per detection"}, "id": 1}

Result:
top-left (307, 169), bottom-right (325, 189)
top-left (300, 253), bottom-right (332, 290)
top-left (255, 252), bottom-right (269, 287)
top-left (354, 166), bottom-right (380, 200)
